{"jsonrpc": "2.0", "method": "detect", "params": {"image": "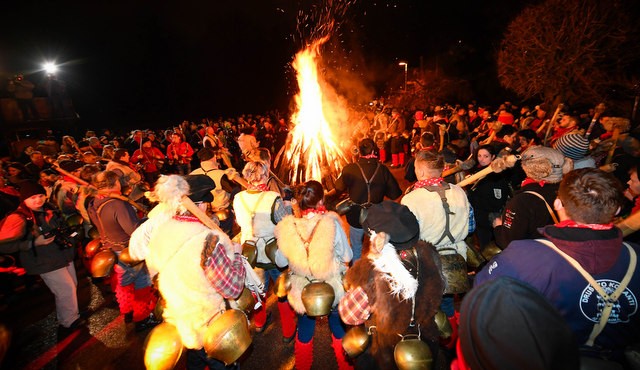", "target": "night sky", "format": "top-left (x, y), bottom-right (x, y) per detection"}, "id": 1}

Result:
top-left (2, 0), bottom-right (536, 128)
